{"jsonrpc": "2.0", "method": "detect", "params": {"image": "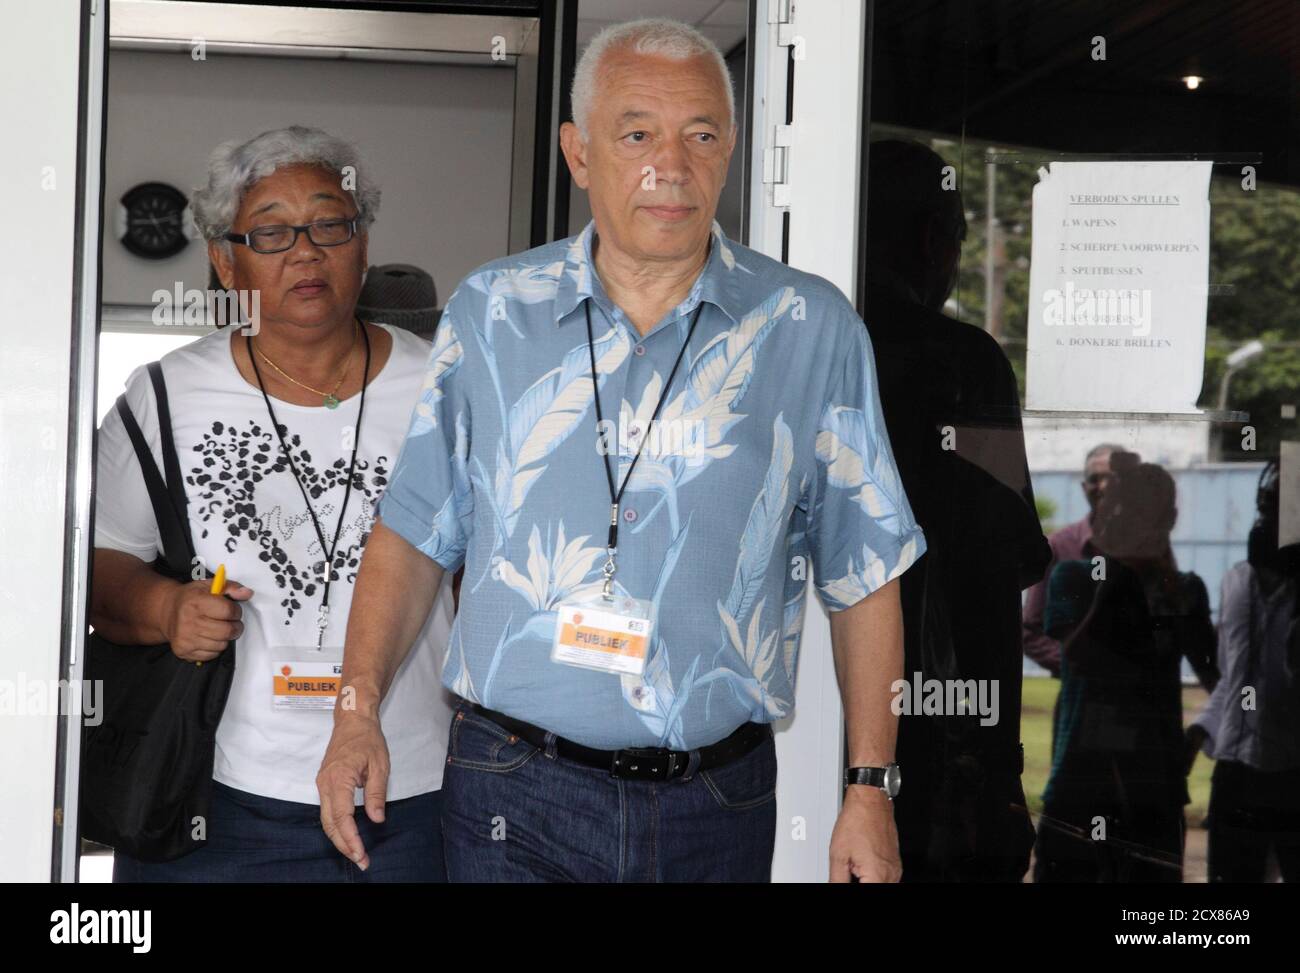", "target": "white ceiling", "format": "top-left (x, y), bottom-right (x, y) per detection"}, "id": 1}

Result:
top-left (111, 2), bottom-right (537, 56)
top-left (576, 0), bottom-right (749, 55)
top-left (110, 2), bottom-right (750, 60)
